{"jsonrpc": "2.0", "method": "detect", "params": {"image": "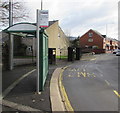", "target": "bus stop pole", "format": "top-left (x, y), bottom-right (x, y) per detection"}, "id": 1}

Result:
top-left (36, 9), bottom-right (40, 94)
